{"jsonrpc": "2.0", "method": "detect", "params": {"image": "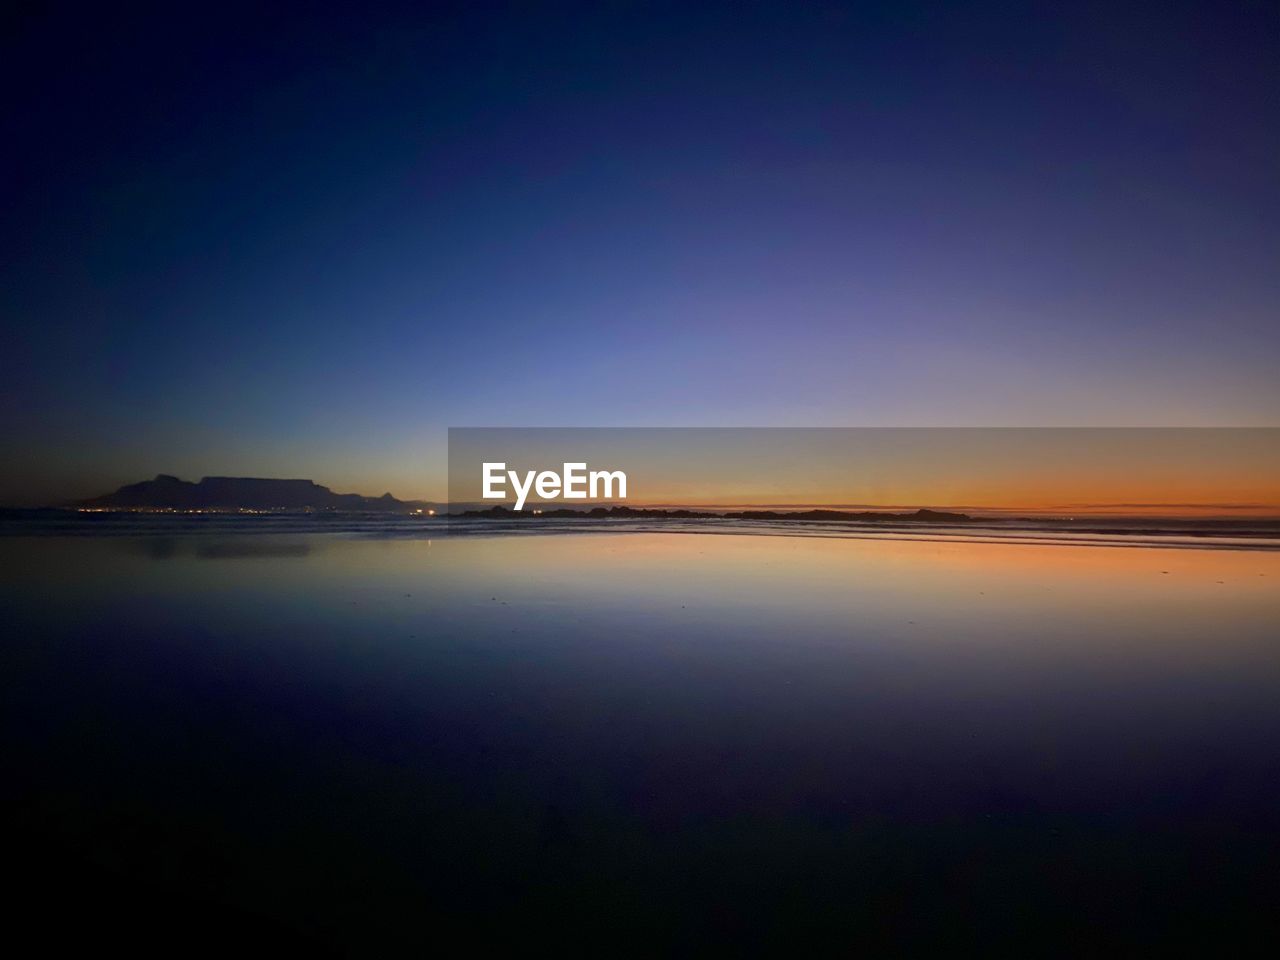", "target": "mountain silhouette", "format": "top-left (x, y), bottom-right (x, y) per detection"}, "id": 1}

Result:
top-left (77, 475), bottom-right (431, 513)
